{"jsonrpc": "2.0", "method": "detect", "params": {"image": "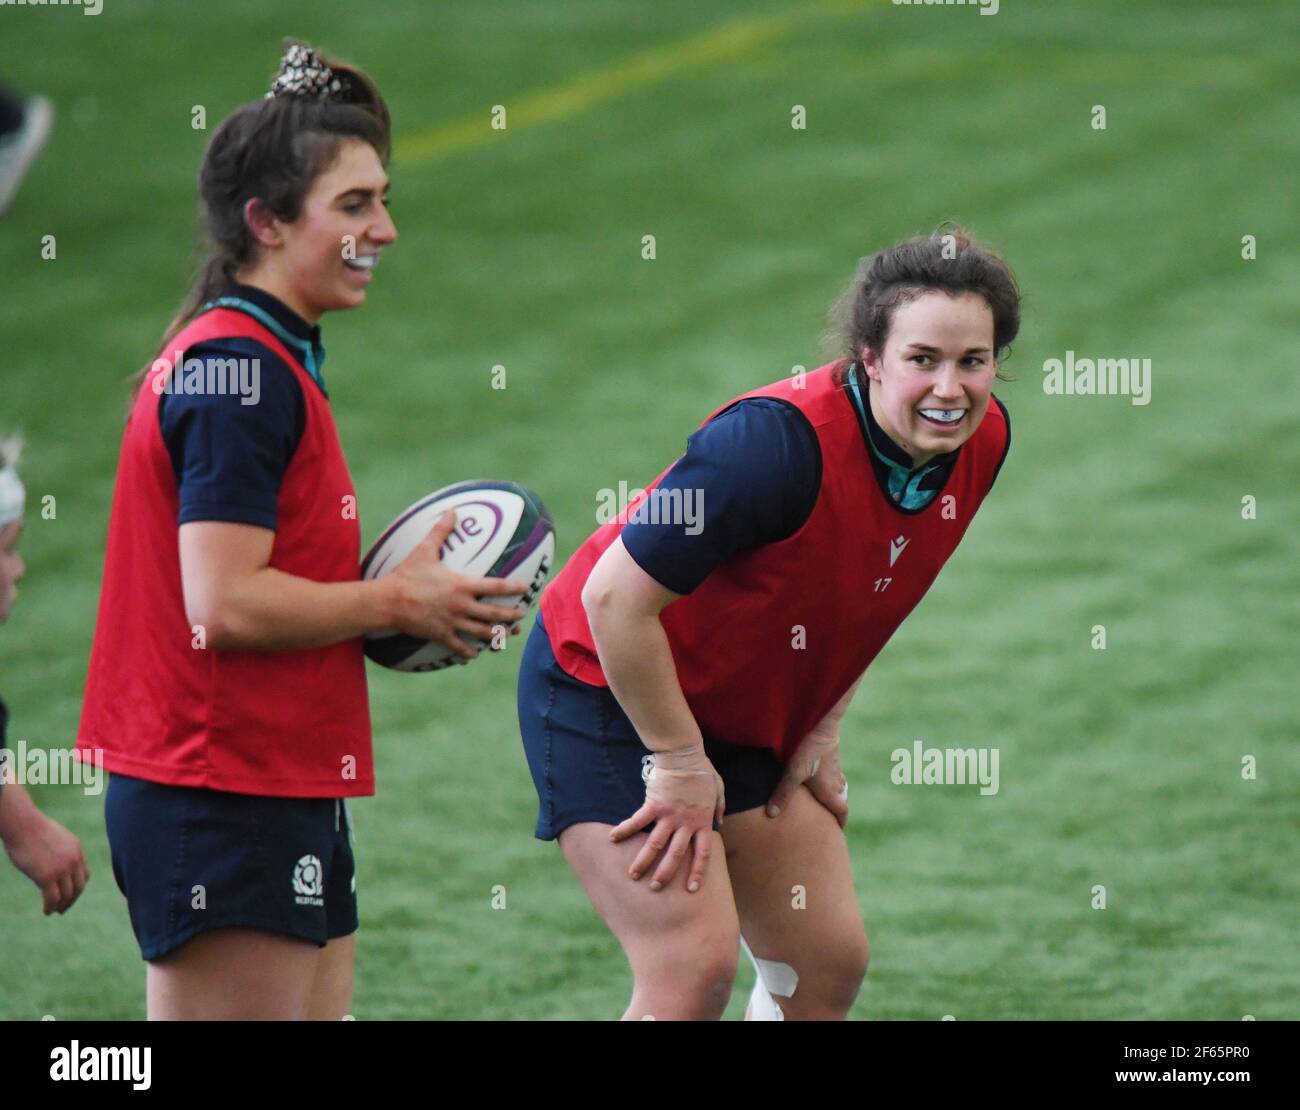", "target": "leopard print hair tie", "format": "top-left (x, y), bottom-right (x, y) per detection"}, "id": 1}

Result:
top-left (266, 43), bottom-right (349, 100)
